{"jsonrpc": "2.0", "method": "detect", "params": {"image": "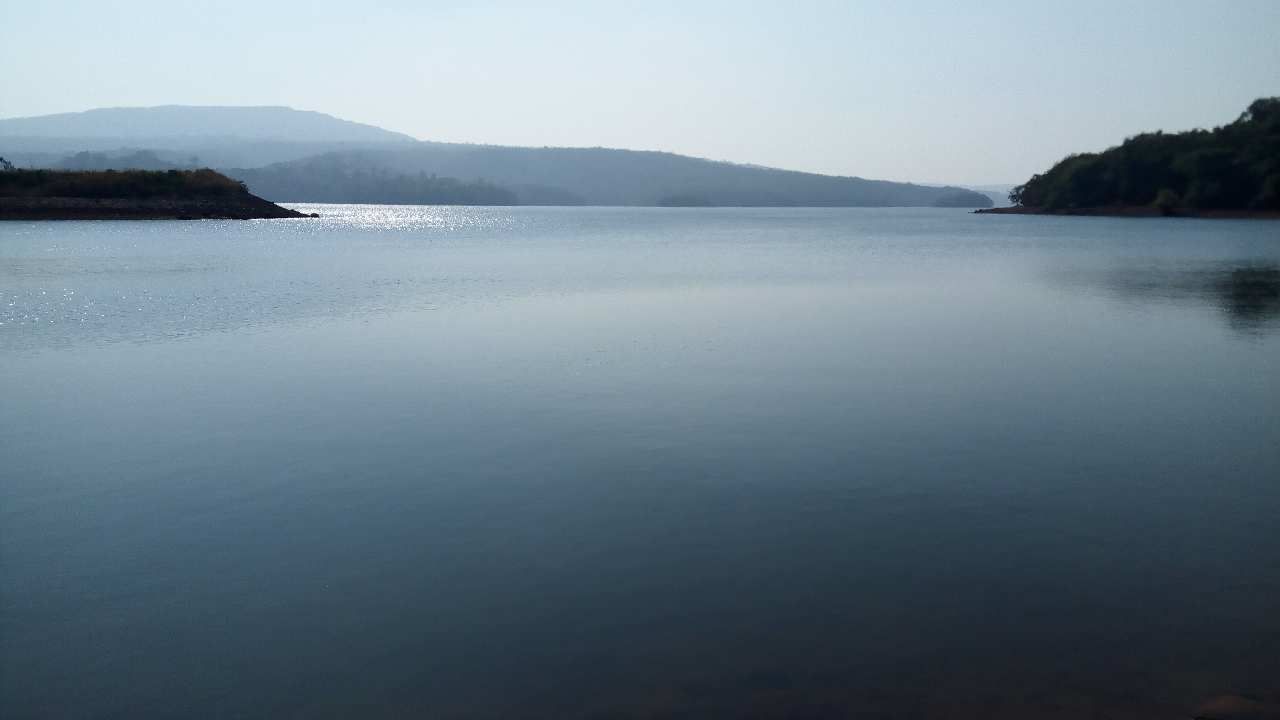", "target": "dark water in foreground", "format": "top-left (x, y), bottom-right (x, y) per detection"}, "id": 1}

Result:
top-left (2, 206), bottom-right (1278, 718)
